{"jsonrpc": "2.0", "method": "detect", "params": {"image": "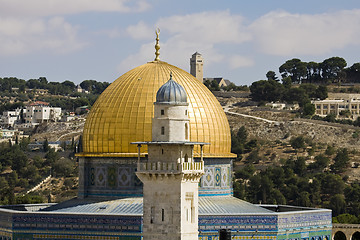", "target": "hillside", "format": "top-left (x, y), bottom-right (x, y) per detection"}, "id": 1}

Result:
top-left (5, 92), bottom-right (359, 218)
